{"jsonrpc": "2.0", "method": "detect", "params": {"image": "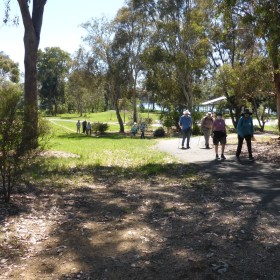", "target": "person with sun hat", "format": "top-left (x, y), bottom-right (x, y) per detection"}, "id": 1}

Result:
top-left (179, 109), bottom-right (192, 149)
top-left (236, 108), bottom-right (255, 161)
